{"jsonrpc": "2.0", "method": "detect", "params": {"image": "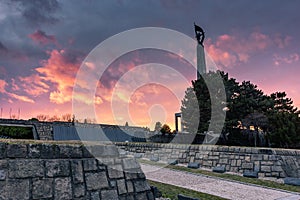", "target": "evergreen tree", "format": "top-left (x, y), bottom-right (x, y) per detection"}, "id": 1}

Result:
top-left (181, 70), bottom-right (300, 148)
top-left (160, 124), bottom-right (172, 135)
